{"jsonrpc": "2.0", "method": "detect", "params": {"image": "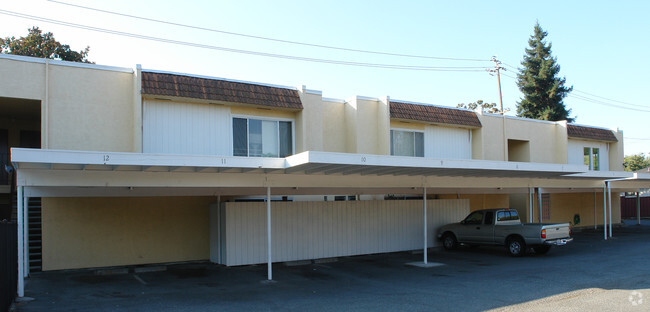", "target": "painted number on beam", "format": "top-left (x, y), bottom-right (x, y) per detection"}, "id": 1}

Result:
top-left (103, 155), bottom-right (110, 163)
top-left (361, 156), bottom-right (367, 163)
